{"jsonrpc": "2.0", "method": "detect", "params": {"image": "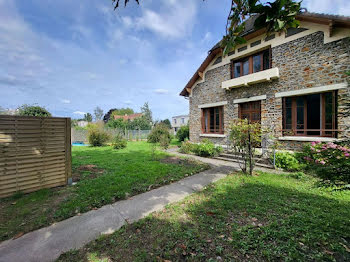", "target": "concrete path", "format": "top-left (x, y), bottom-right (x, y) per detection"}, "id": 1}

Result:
top-left (0, 155), bottom-right (239, 262)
